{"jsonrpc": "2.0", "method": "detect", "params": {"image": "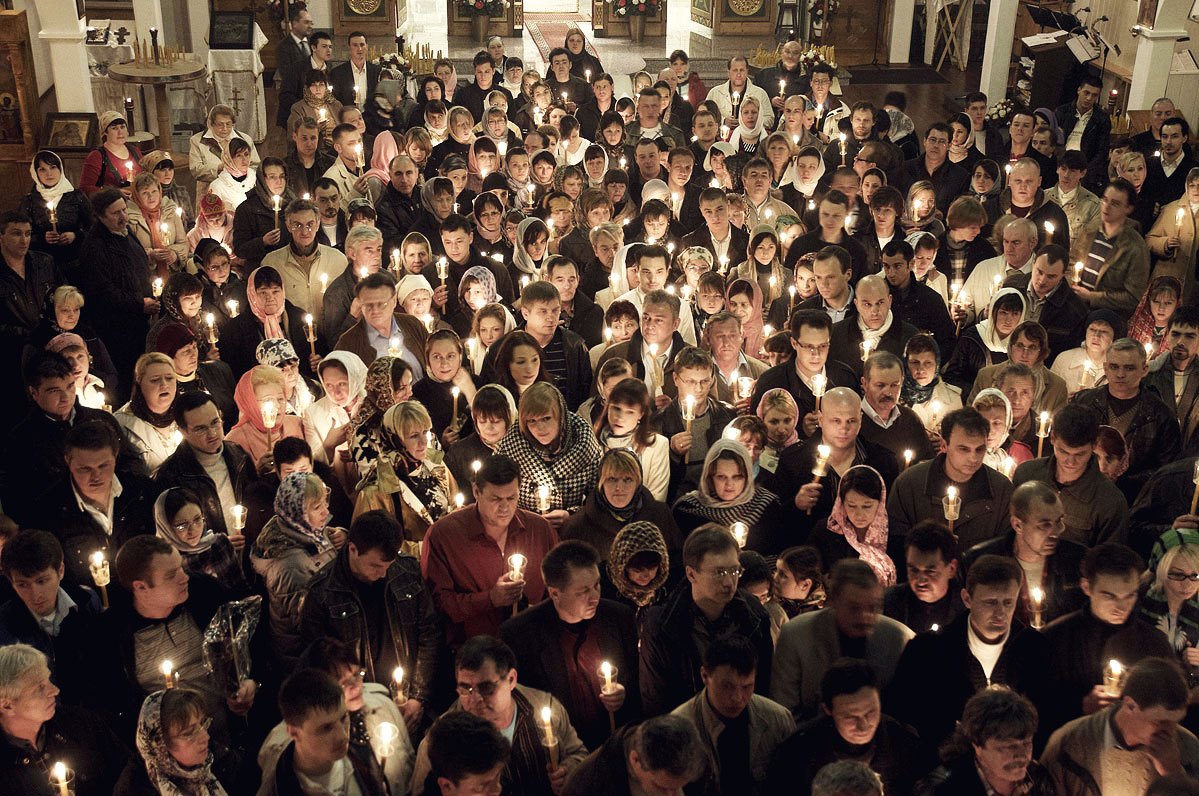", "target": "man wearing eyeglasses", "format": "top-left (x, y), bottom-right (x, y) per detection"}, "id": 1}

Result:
top-left (409, 635), bottom-right (587, 796)
top-left (640, 524), bottom-right (774, 717)
top-left (899, 123), bottom-right (970, 215)
top-left (260, 197), bottom-right (348, 329)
